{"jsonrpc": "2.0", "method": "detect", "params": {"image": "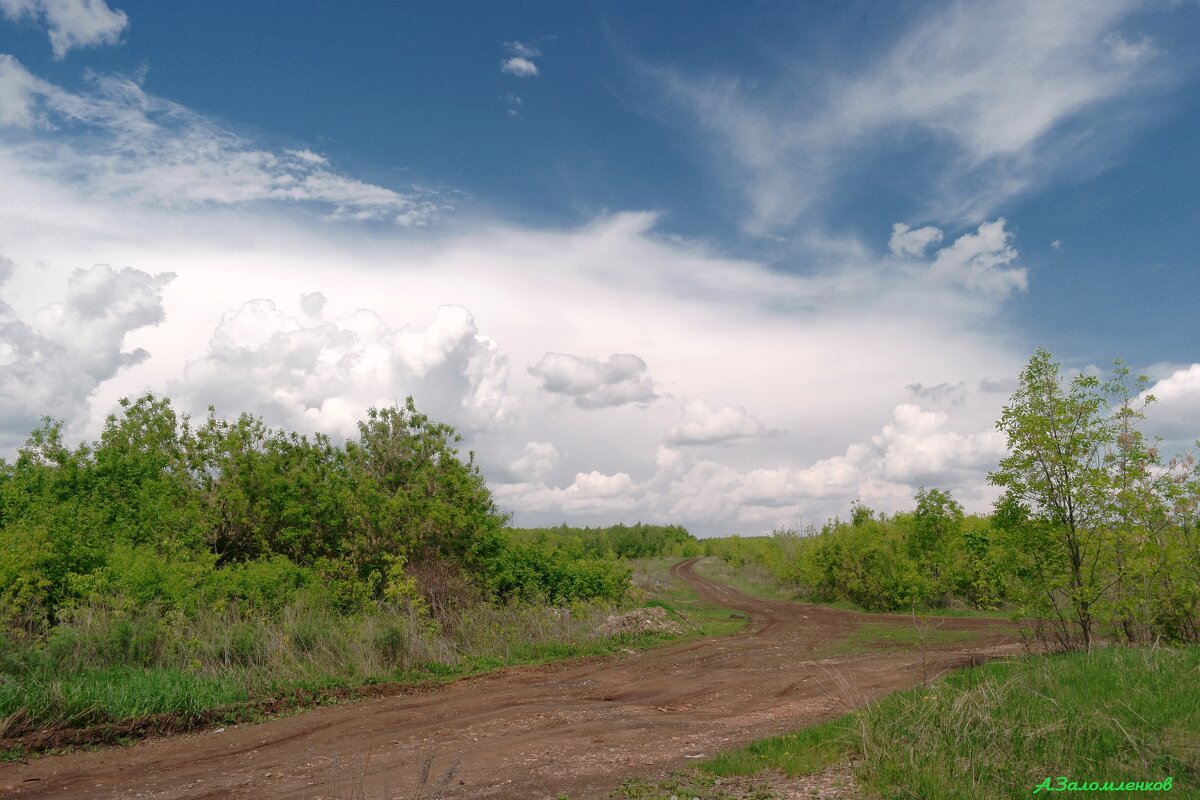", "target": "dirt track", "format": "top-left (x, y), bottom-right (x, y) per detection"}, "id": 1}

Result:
top-left (1, 559), bottom-right (1019, 800)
